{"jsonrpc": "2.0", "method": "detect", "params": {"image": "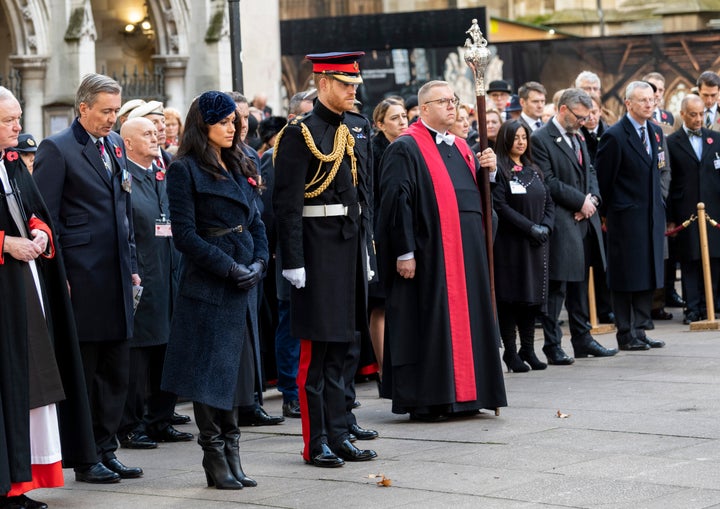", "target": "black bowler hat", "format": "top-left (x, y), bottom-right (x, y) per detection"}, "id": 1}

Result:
top-left (16, 133), bottom-right (37, 153)
top-left (306, 51), bottom-right (365, 84)
top-left (487, 80), bottom-right (513, 94)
